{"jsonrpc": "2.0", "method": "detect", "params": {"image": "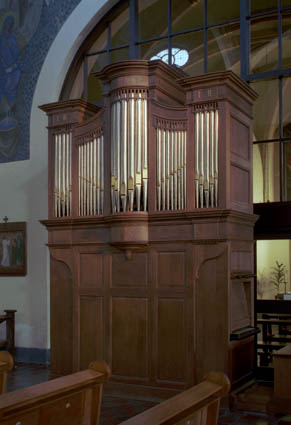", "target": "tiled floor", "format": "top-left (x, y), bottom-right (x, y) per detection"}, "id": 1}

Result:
top-left (4, 363), bottom-right (291, 425)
